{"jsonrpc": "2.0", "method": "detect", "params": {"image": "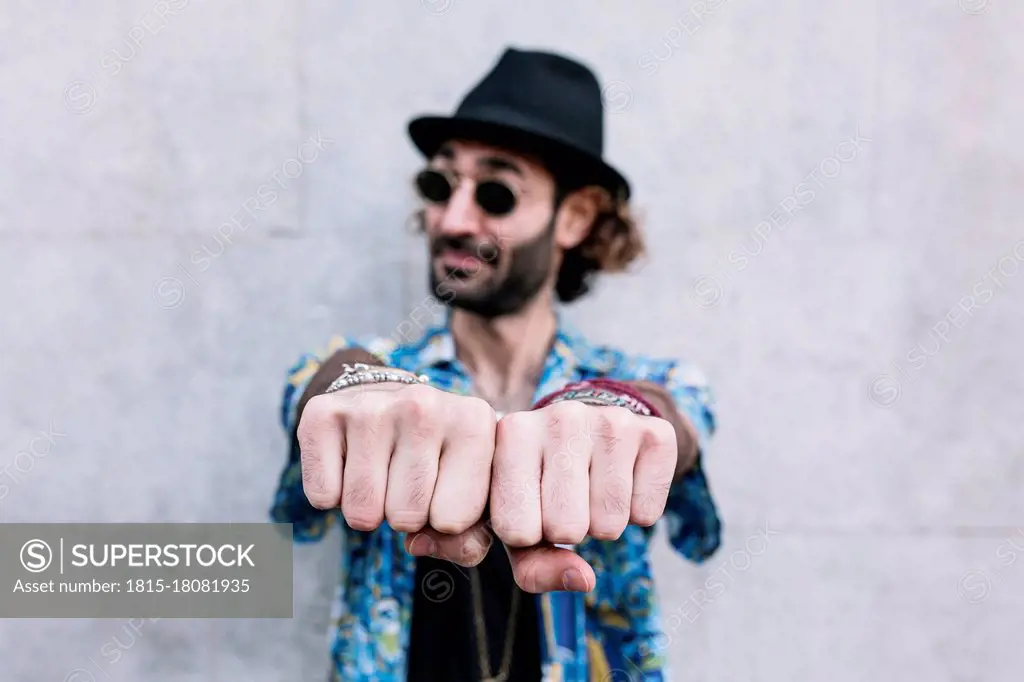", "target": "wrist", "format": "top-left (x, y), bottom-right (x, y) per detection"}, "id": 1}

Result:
top-left (324, 363), bottom-right (428, 395)
top-left (532, 378), bottom-right (660, 417)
